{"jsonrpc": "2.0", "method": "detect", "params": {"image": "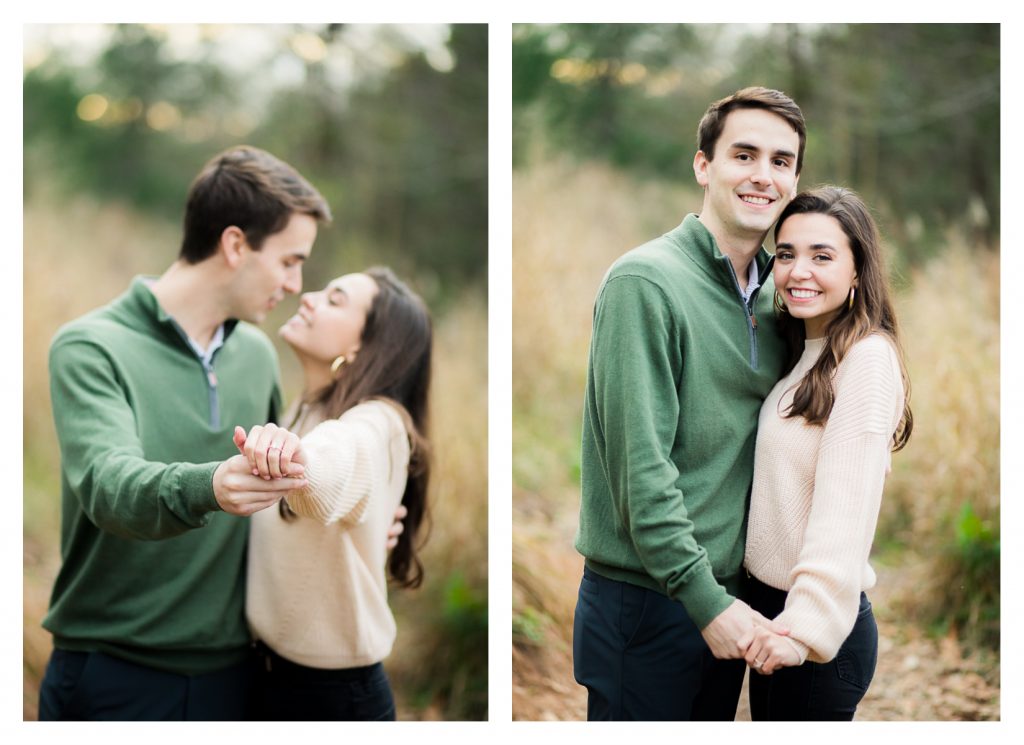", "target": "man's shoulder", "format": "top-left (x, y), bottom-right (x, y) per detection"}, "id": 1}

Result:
top-left (601, 226), bottom-right (696, 294)
top-left (49, 298), bottom-right (135, 355)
